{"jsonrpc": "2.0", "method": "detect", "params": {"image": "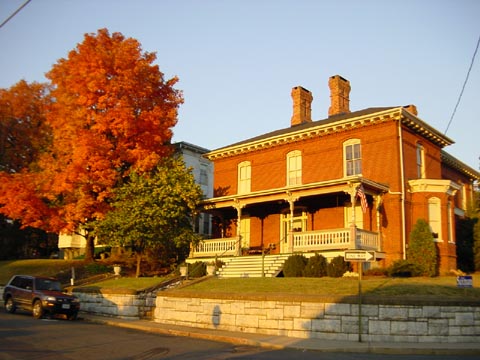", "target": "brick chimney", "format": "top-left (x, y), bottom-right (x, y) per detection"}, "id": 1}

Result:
top-left (291, 86), bottom-right (313, 126)
top-left (403, 104), bottom-right (418, 116)
top-left (328, 75), bottom-right (351, 117)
